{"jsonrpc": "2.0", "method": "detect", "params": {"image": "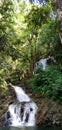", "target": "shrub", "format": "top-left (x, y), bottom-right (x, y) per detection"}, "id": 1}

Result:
top-left (28, 66), bottom-right (62, 104)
